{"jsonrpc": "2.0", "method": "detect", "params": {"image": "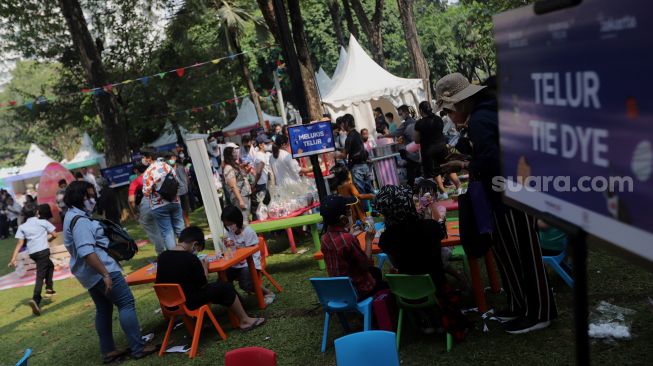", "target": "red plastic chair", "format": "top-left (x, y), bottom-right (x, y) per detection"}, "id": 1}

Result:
top-left (225, 347), bottom-right (277, 366)
top-left (153, 284), bottom-right (227, 359)
top-left (258, 236), bottom-right (283, 292)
